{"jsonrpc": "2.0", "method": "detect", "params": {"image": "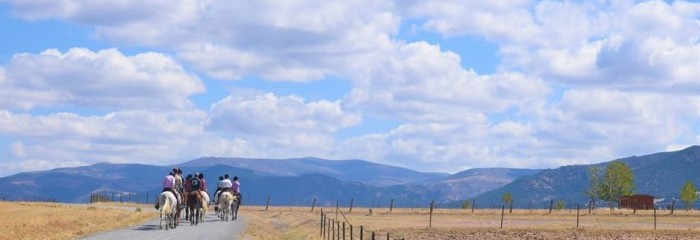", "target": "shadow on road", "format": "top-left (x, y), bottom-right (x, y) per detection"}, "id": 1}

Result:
top-left (134, 224), bottom-right (160, 231)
